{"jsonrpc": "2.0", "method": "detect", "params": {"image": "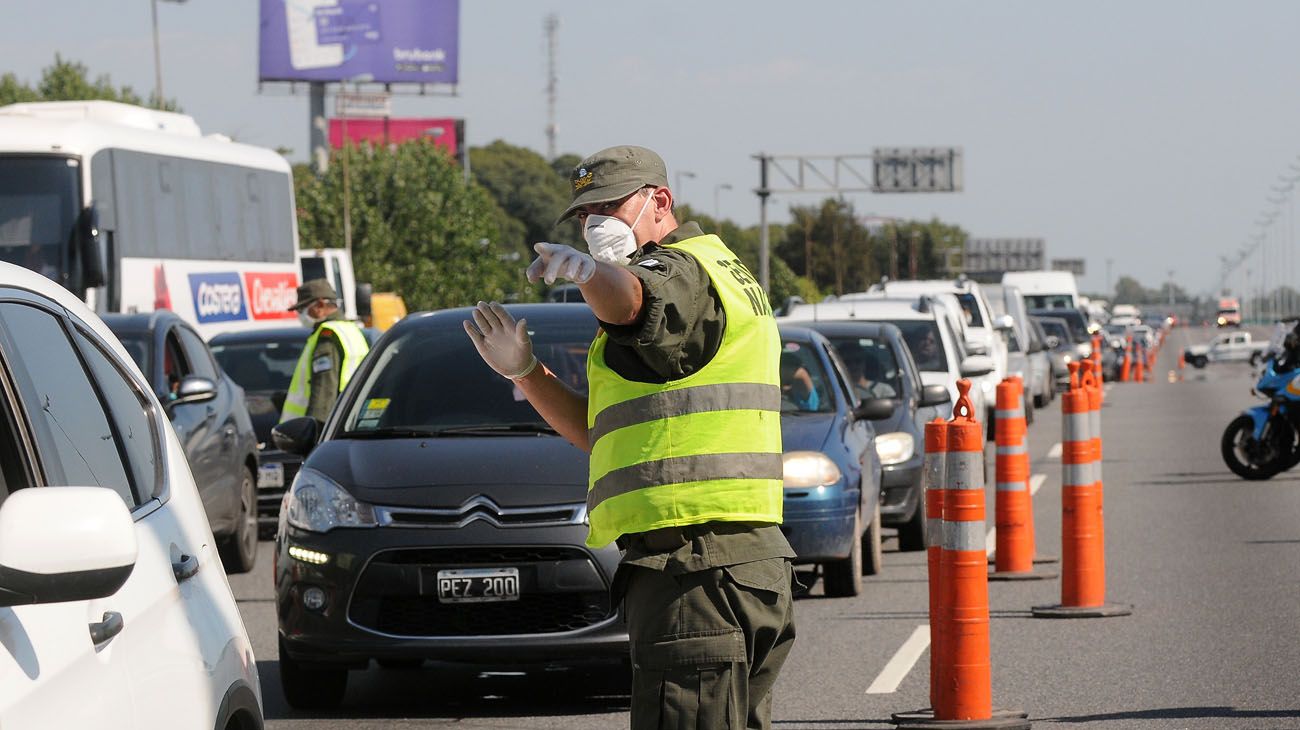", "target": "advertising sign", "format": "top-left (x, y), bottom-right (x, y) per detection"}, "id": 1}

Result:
top-left (189, 272), bottom-right (248, 324)
top-left (244, 272), bottom-right (300, 320)
top-left (328, 117), bottom-right (459, 155)
top-left (259, 0), bottom-right (459, 84)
